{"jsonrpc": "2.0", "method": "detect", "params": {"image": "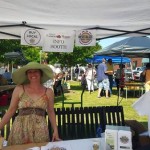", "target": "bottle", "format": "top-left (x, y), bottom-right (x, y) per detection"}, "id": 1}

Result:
top-left (96, 125), bottom-right (102, 138)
